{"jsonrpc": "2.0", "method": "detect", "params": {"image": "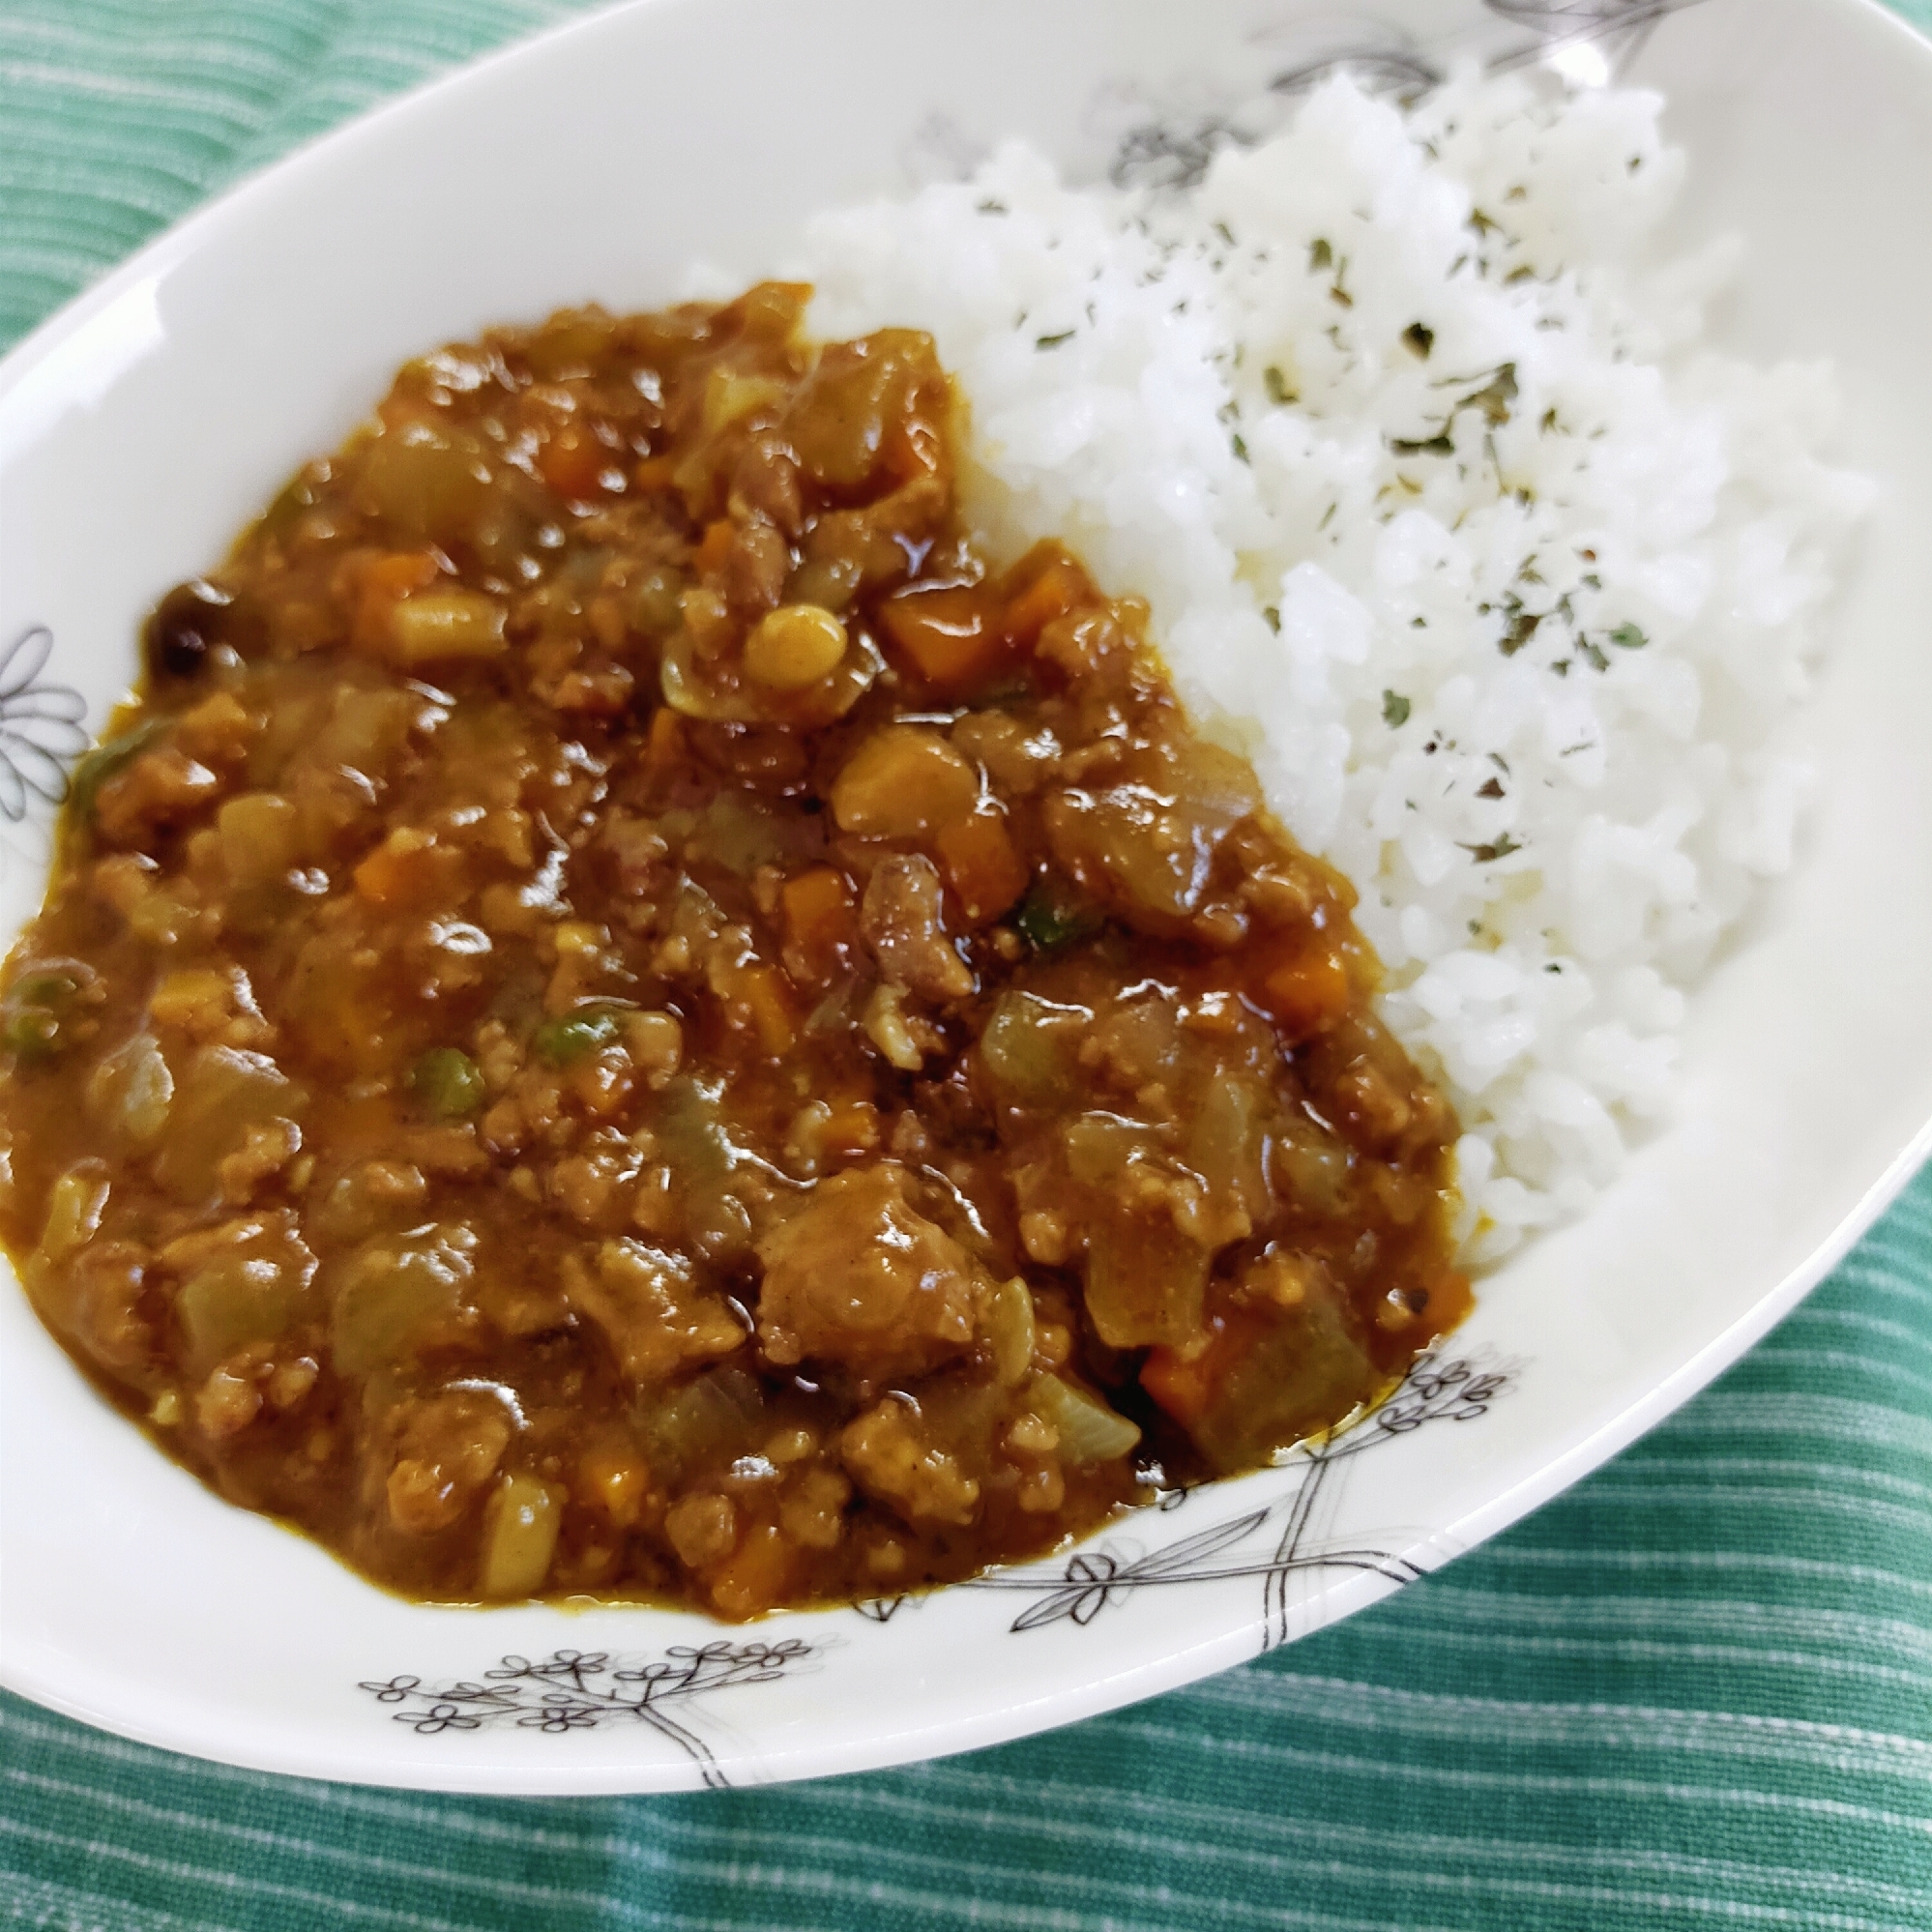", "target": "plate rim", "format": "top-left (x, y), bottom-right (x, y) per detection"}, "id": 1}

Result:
top-left (2, 0), bottom-right (1930, 1794)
